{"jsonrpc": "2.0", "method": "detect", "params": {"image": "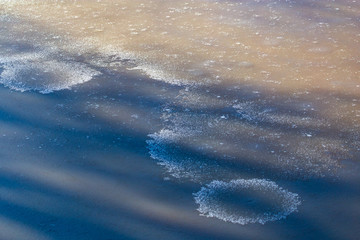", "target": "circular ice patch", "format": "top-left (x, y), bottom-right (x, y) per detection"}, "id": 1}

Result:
top-left (194, 179), bottom-right (300, 225)
top-left (0, 58), bottom-right (99, 94)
